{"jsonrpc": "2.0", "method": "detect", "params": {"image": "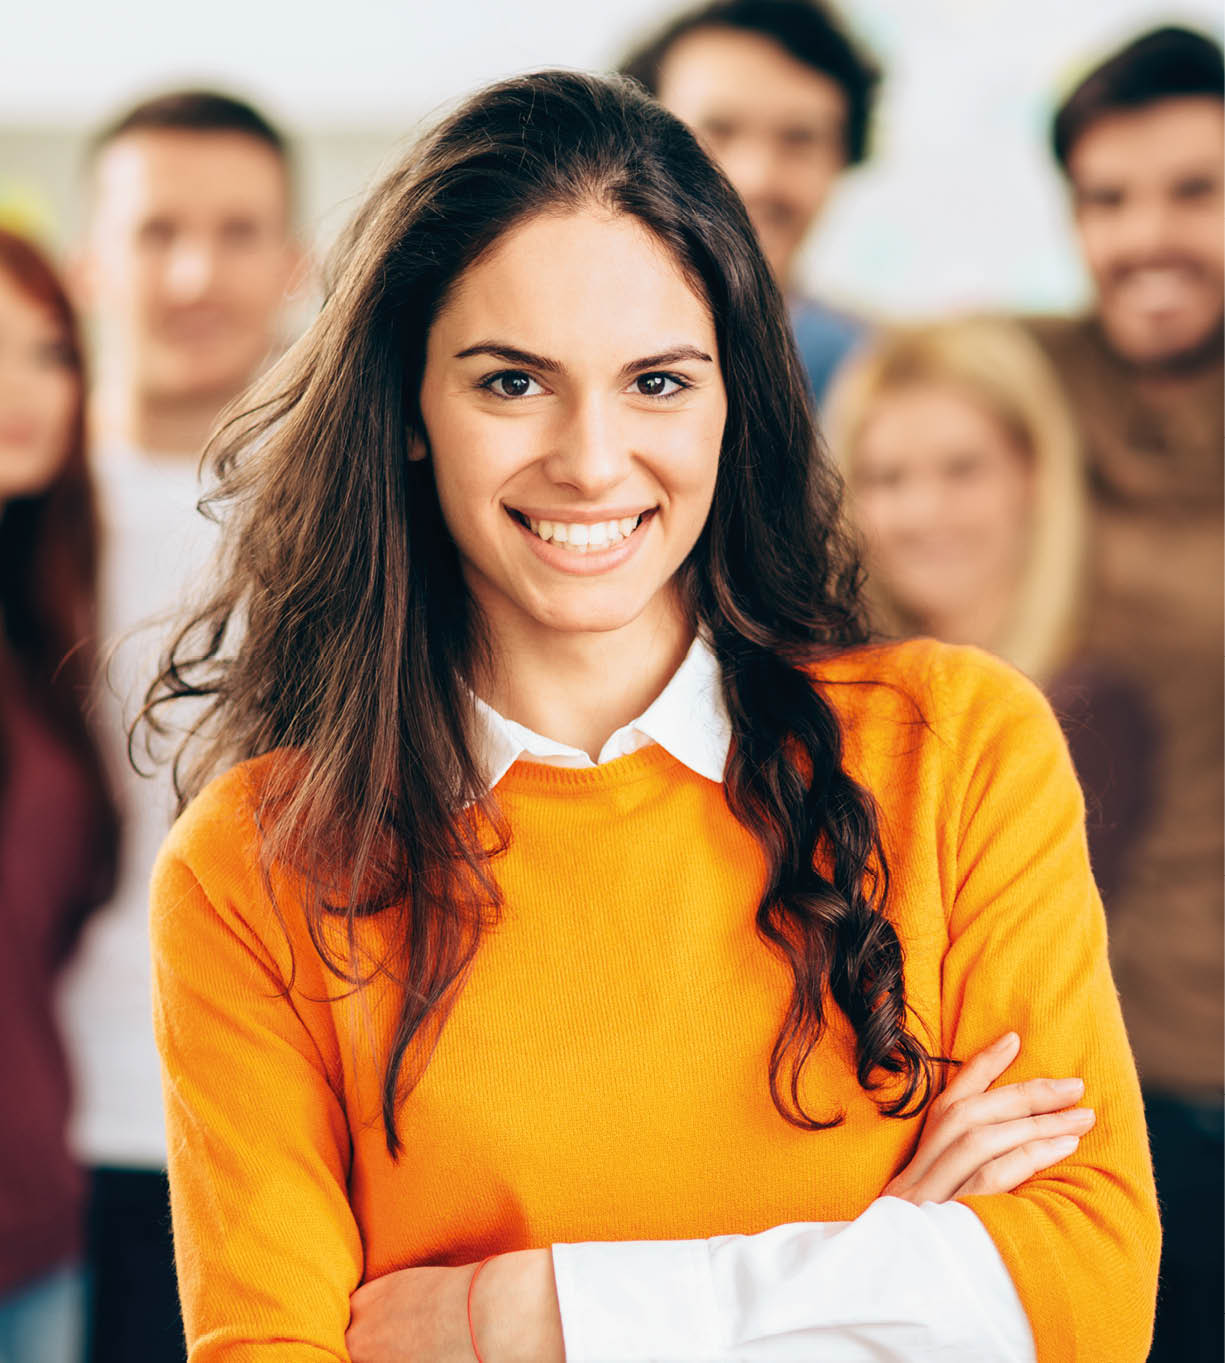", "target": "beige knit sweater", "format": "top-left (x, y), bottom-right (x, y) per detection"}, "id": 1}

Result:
top-left (1027, 316), bottom-right (1223, 1098)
